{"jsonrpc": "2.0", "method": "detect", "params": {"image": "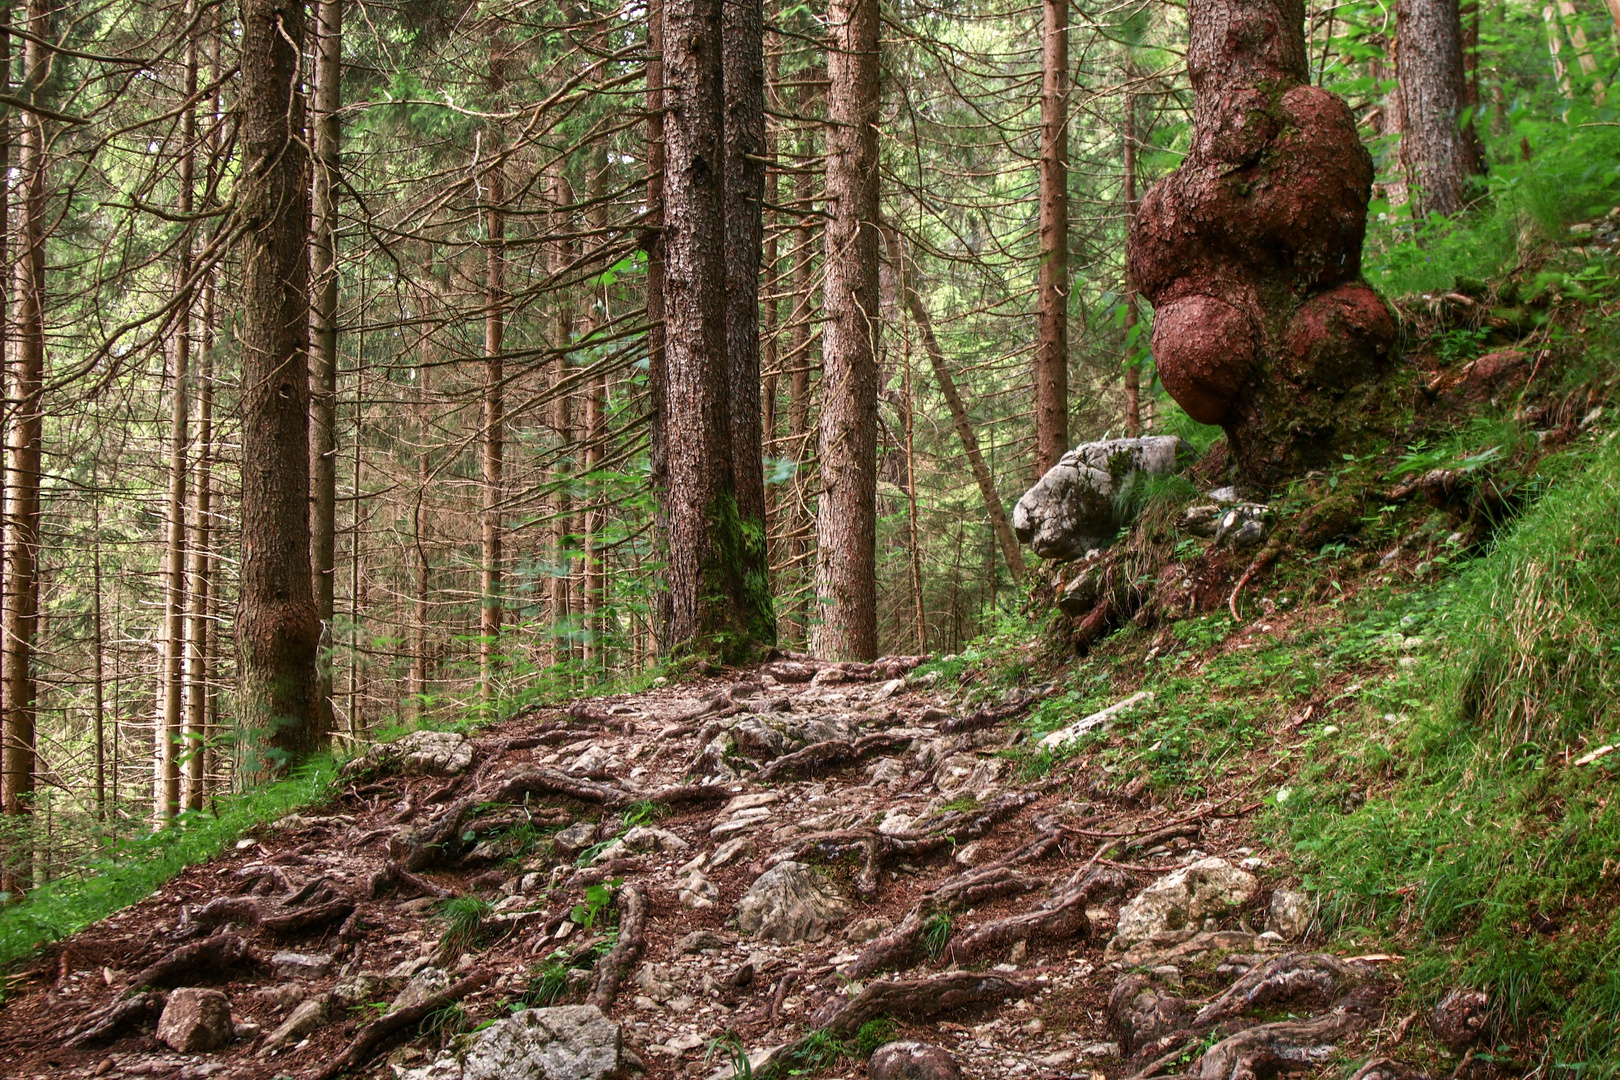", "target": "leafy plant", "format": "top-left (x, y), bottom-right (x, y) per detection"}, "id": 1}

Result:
top-left (622, 800), bottom-right (666, 828)
top-left (569, 880), bottom-right (618, 930)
